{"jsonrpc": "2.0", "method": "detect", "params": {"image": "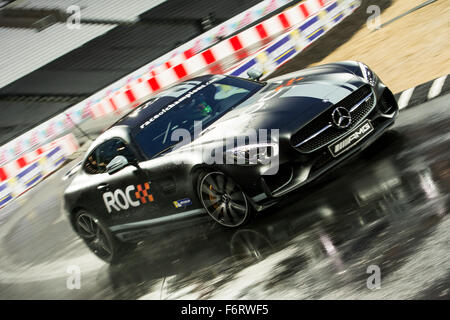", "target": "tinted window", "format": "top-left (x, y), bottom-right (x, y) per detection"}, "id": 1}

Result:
top-left (132, 76), bottom-right (262, 159)
top-left (83, 138), bottom-right (136, 174)
top-left (84, 152), bottom-right (99, 175)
